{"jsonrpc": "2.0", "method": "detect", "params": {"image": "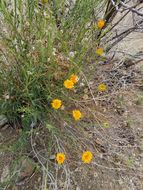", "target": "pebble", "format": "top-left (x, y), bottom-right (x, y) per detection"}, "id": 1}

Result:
top-left (0, 115), bottom-right (8, 127)
top-left (1, 165), bottom-right (10, 183)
